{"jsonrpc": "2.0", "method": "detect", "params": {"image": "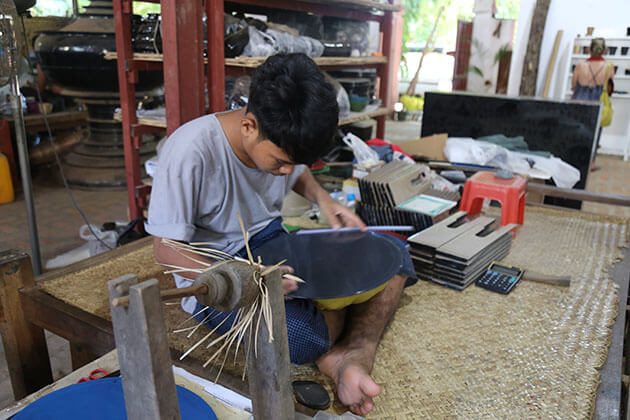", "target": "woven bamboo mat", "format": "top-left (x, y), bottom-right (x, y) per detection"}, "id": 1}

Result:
top-left (40, 207), bottom-right (629, 418)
